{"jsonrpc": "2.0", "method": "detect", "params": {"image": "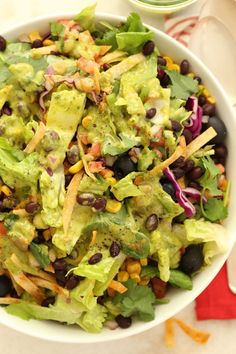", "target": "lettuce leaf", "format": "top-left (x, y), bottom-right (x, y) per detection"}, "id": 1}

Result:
top-left (74, 3), bottom-right (96, 31)
top-left (77, 304), bottom-right (107, 333)
top-left (110, 172), bottom-right (143, 201)
top-left (70, 278), bottom-right (97, 310)
top-left (184, 218), bottom-right (228, 264)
